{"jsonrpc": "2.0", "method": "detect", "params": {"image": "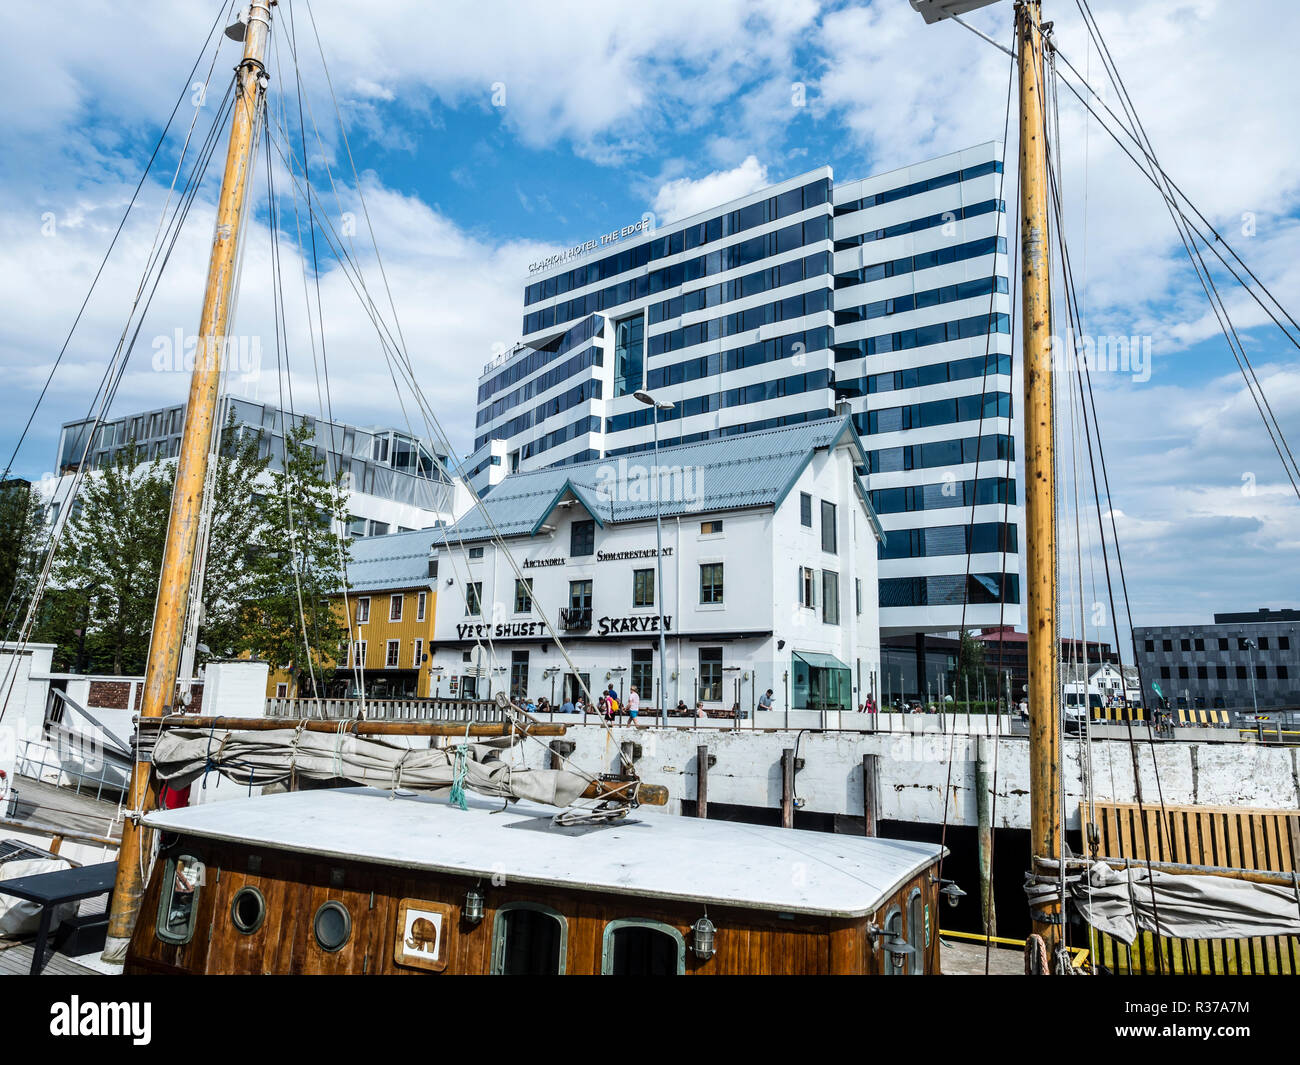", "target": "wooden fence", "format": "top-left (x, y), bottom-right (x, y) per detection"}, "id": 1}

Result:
top-left (1083, 799), bottom-right (1300, 974)
top-left (264, 697), bottom-right (502, 722)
